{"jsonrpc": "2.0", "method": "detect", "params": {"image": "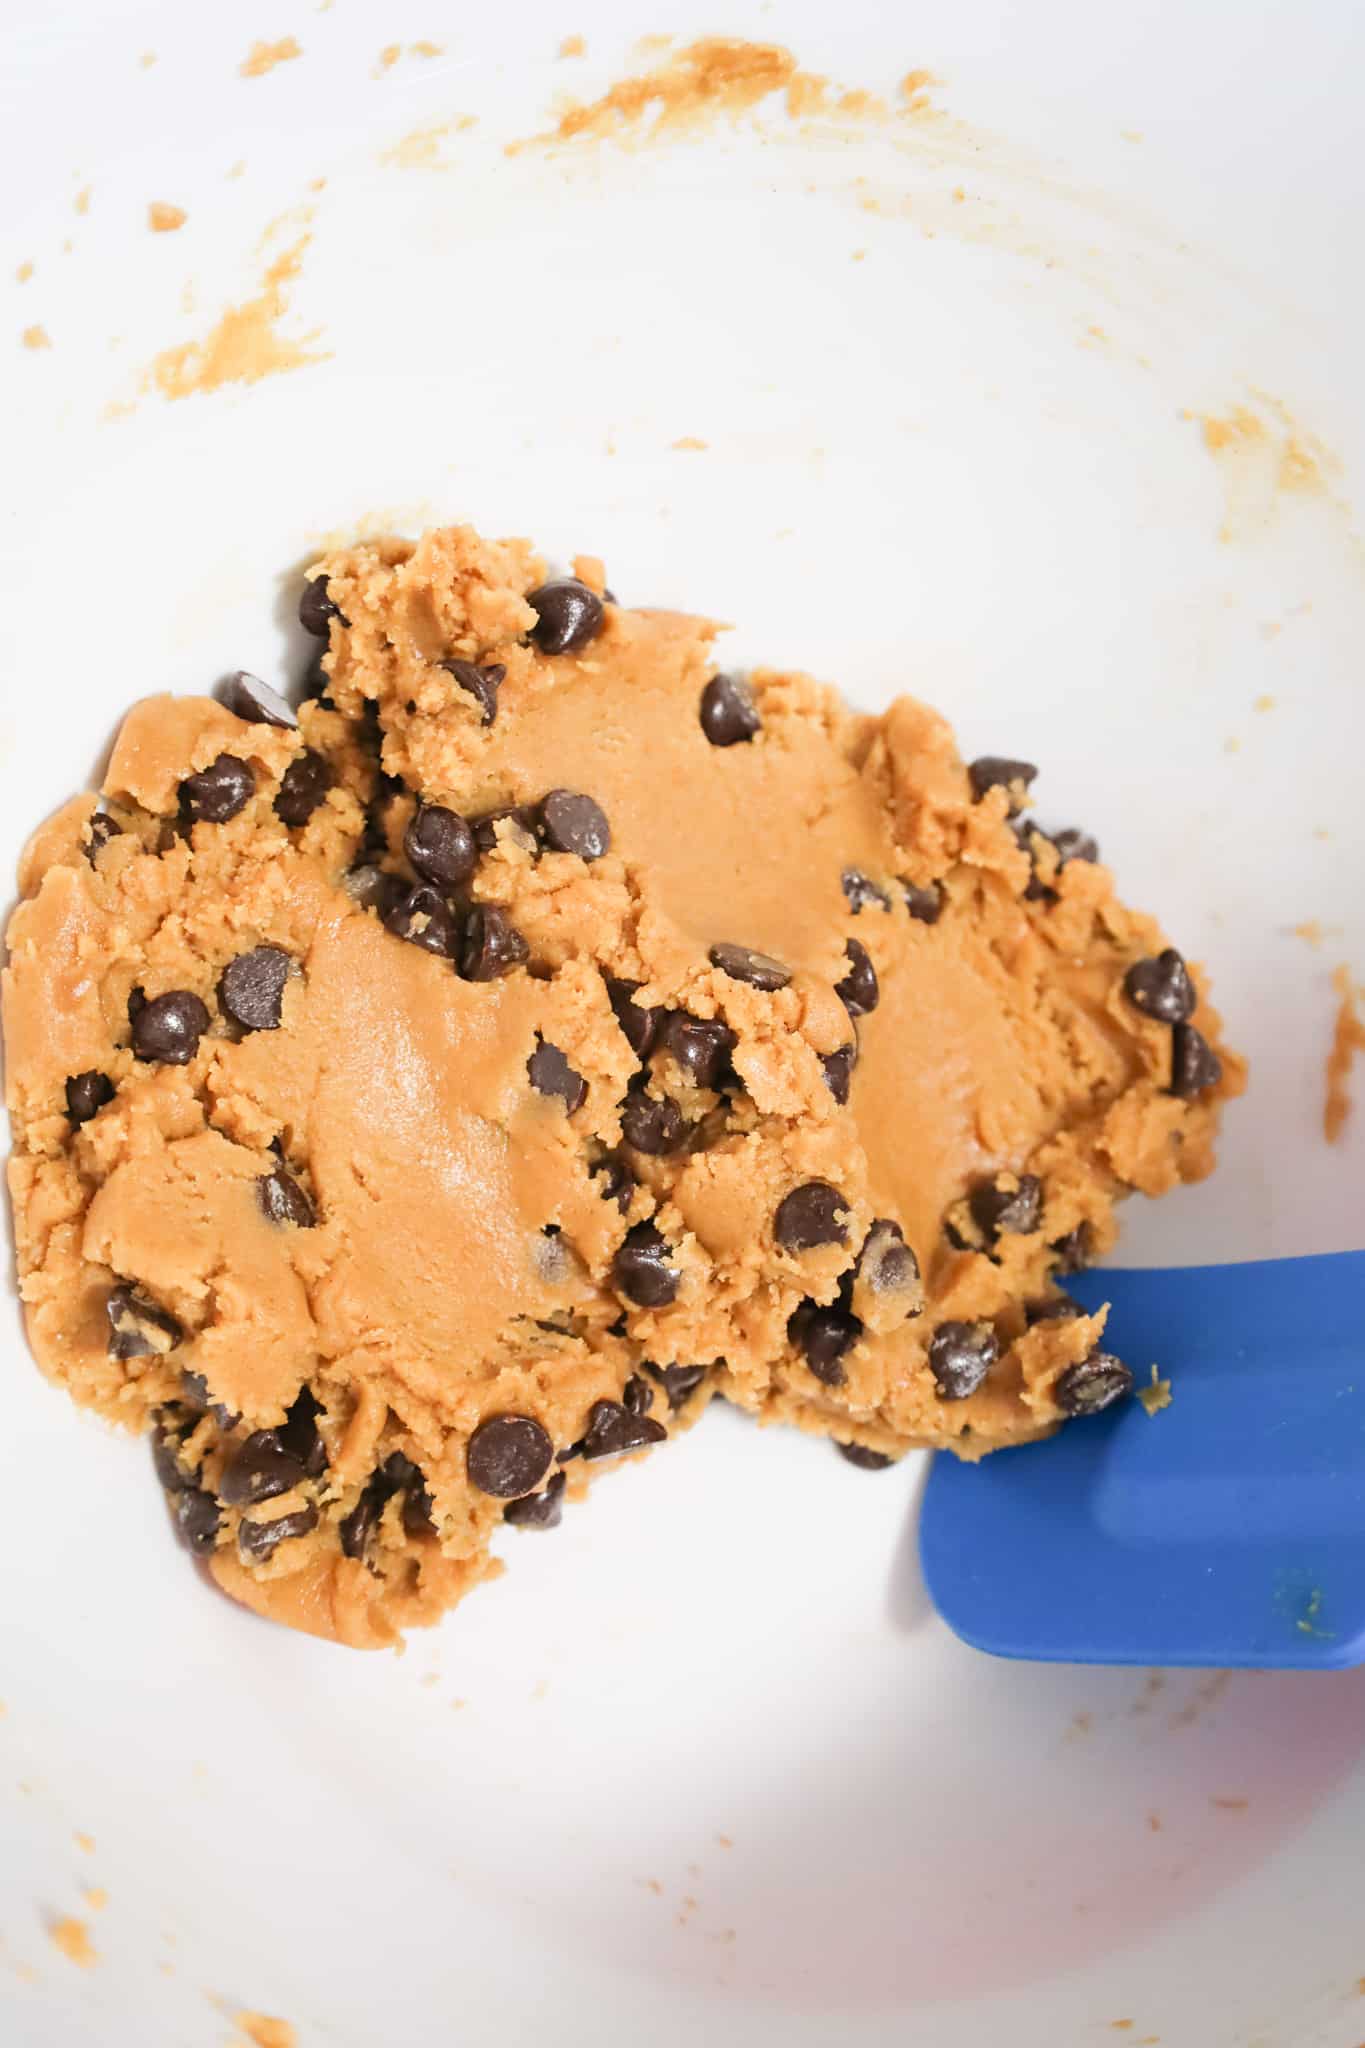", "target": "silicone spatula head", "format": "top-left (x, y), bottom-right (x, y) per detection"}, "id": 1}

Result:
top-left (918, 1251), bottom-right (1365, 1669)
